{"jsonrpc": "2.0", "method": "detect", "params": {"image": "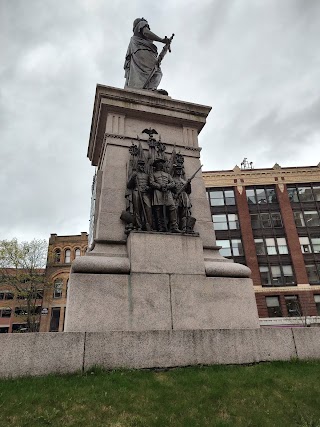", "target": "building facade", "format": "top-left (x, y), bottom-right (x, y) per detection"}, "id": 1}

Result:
top-left (39, 232), bottom-right (88, 332)
top-left (0, 233), bottom-right (88, 333)
top-left (203, 163), bottom-right (320, 326)
top-left (0, 270), bottom-right (44, 333)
